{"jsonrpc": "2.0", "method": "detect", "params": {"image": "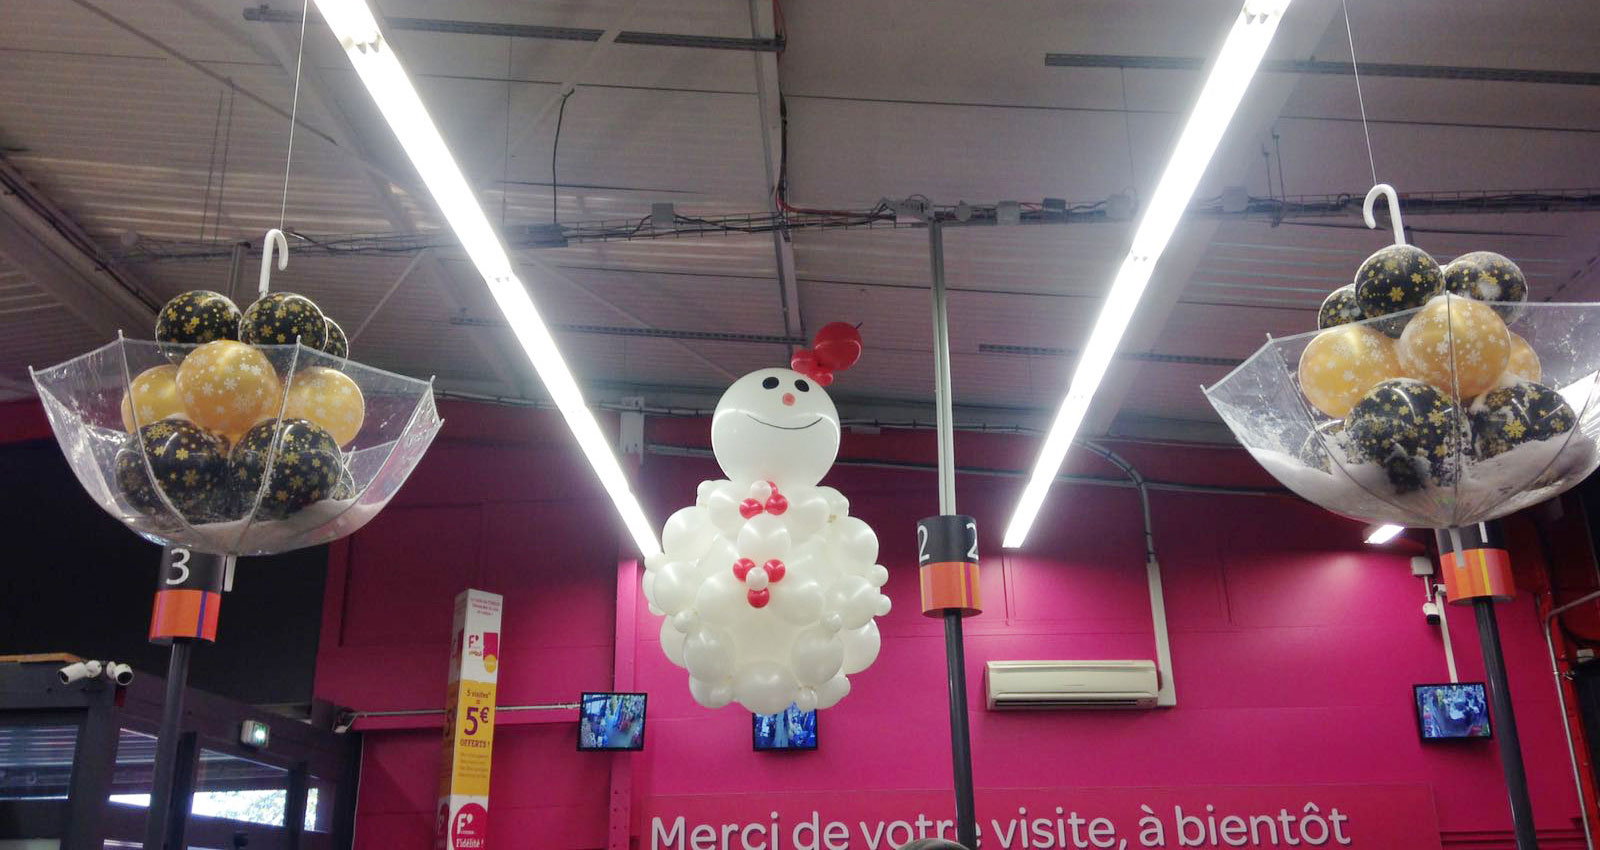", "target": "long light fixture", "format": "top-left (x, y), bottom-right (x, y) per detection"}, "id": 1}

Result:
top-left (1002, 0), bottom-right (1293, 548)
top-left (312, 0), bottom-right (661, 556)
top-left (1364, 524), bottom-right (1405, 545)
